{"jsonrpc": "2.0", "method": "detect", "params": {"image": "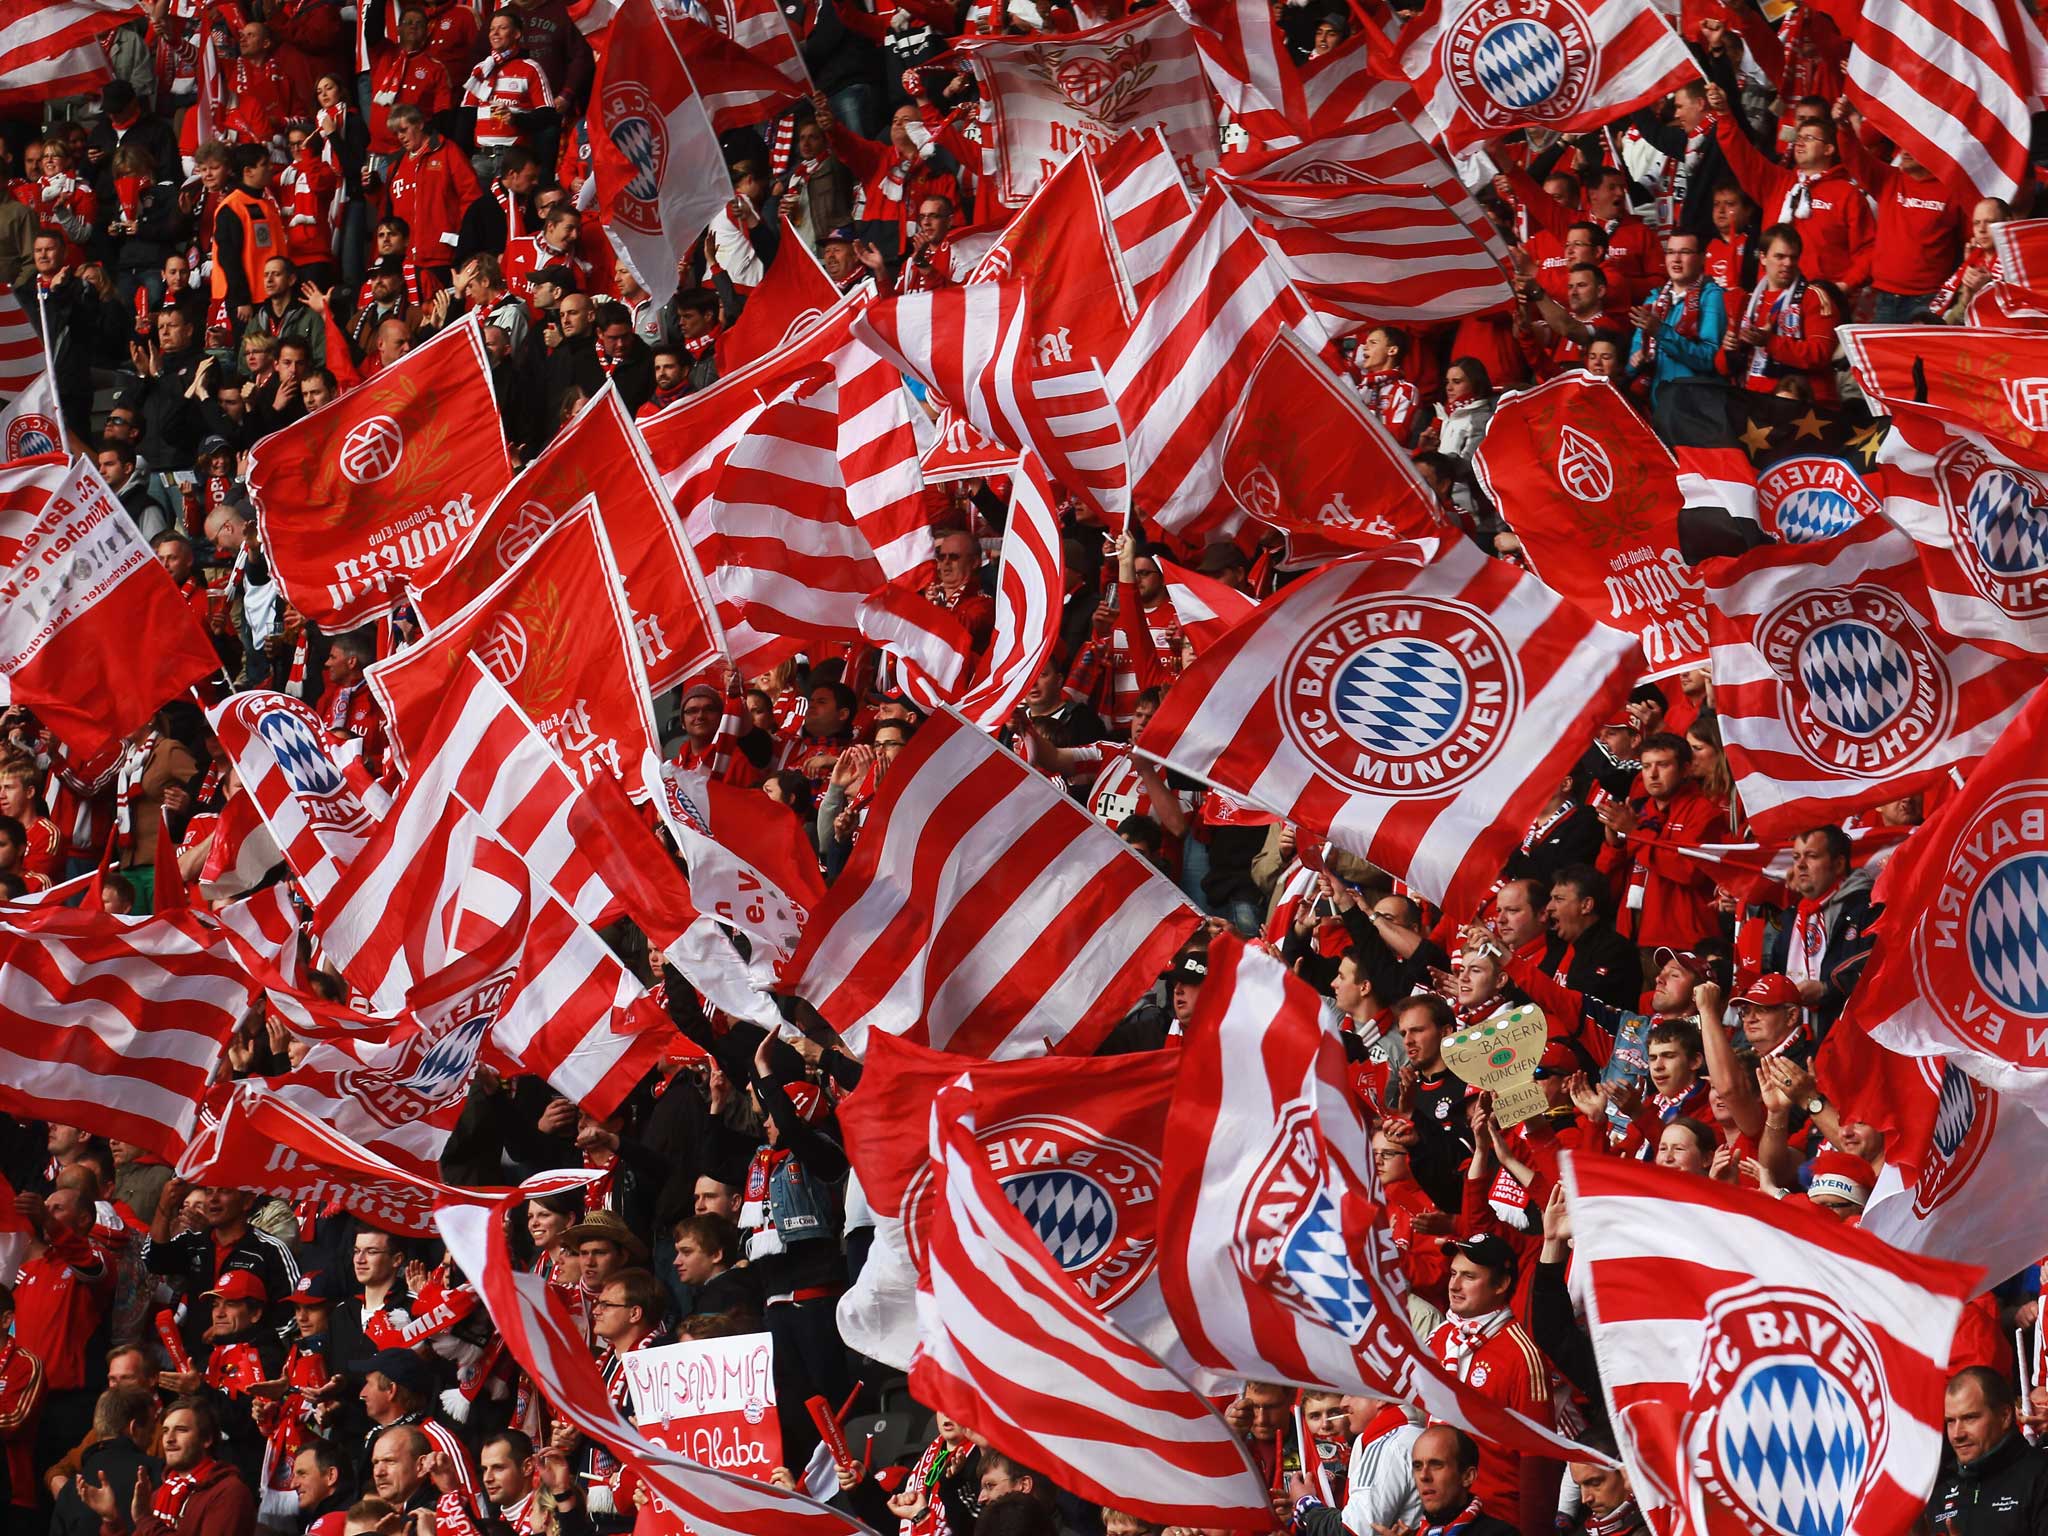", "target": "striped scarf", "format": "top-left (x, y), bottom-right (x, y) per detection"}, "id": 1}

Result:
top-left (116, 733), bottom-right (158, 849)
